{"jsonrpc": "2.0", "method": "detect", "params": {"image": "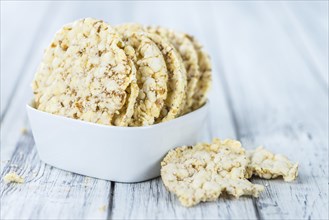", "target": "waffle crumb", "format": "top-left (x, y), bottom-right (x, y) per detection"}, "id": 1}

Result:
top-left (98, 205), bottom-right (107, 212)
top-left (3, 172), bottom-right (24, 184)
top-left (20, 127), bottom-right (28, 134)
